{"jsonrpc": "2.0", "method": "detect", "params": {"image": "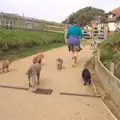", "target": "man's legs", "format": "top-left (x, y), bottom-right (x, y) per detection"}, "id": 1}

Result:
top-left (73, 51), bottom-right (78, 62)
top-left (72, 50), bottom-right (78, 67)
top-left (69, 44), bottom-right (79, 67)
top-left (72, 50), bottom-right (75, 67)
